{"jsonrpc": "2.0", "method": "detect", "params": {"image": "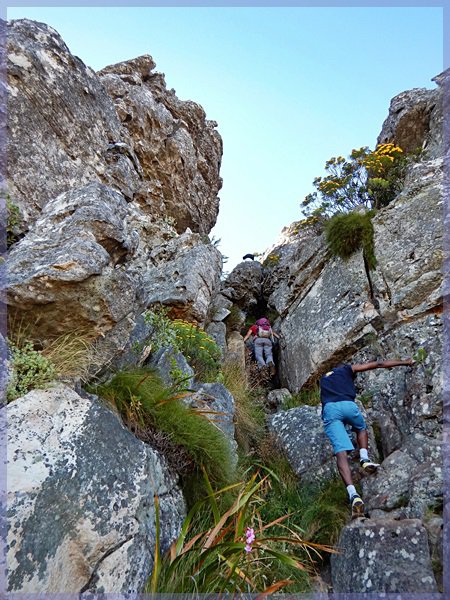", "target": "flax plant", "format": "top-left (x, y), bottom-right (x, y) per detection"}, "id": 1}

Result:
top-left (149, 469), bottom-right (335, 594)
